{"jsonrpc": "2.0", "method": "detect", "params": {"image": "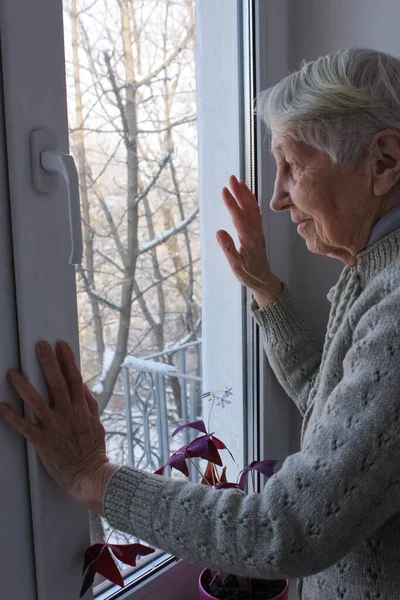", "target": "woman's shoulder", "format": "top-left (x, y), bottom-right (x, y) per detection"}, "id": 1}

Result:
top-left (349, 261), bottom-right (400, 335)
top-left (363, 259), bottom-right (400, 301)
